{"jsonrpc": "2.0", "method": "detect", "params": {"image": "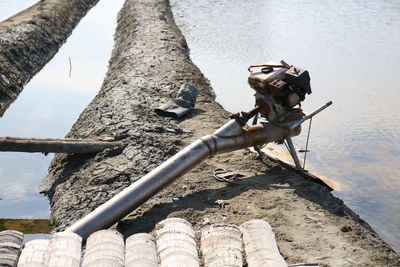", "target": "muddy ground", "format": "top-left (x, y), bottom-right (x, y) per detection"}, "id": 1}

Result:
top-left (0, 0), bottom-right (99, 112)
top-left (36, 0), bottom-right (400, 266)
